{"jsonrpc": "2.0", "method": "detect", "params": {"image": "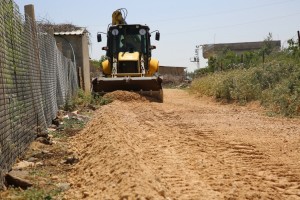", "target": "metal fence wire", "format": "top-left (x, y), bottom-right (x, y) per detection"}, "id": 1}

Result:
top-left (0, 0), bottom-right (78, 186)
